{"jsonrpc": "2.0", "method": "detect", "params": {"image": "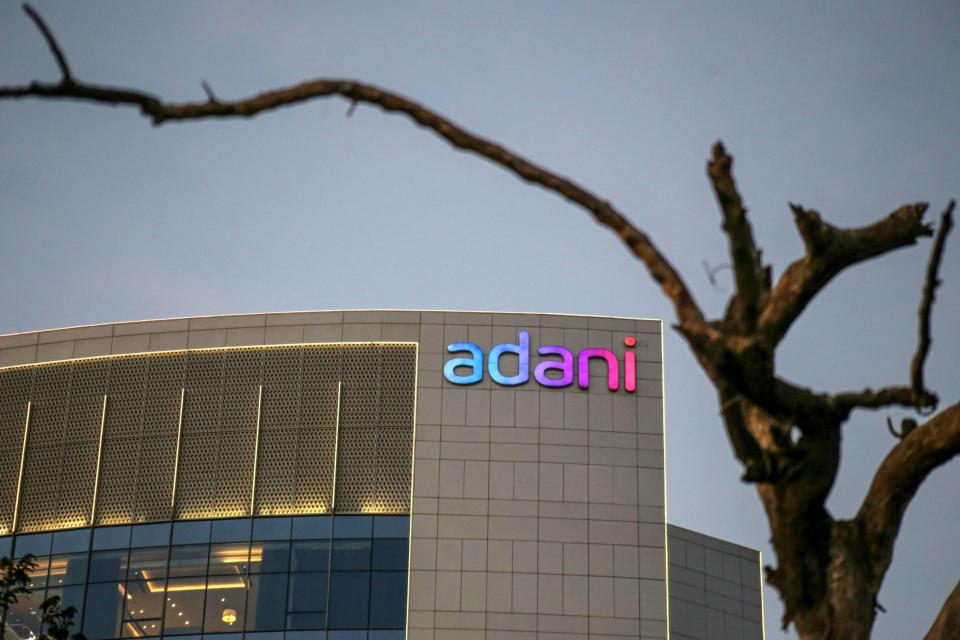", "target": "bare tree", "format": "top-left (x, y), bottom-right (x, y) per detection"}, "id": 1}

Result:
top-left (2, 5), bottom-right (958, 639)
